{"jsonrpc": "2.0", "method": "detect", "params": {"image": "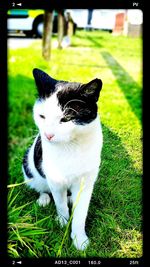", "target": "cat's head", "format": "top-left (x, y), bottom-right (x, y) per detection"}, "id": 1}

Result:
top-left (33, 68), bottom-right (102, 143)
